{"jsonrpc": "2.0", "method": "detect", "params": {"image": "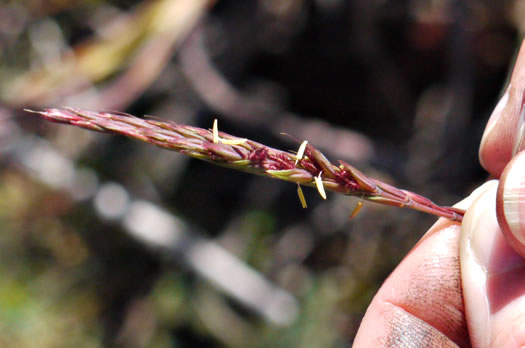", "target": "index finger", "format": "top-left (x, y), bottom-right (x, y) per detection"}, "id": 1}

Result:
top-left (353, 183), bottom-right (493, 347)
top-left (352, 221), bottom-right (468, 347)
top-left (479, 39), bottom-right (525, 178)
